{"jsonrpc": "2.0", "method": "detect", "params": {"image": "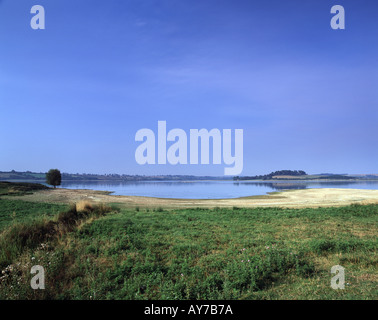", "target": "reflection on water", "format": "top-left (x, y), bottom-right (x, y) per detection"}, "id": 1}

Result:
top-left (59, 180), bottom-right (378, 199)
